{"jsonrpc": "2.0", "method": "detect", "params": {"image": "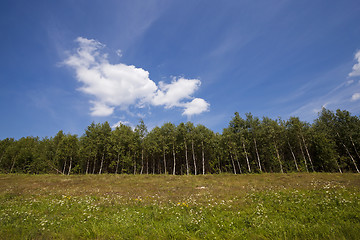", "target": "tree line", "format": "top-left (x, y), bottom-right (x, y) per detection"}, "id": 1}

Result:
top-left (1, 108), bottom-right (360, 174)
